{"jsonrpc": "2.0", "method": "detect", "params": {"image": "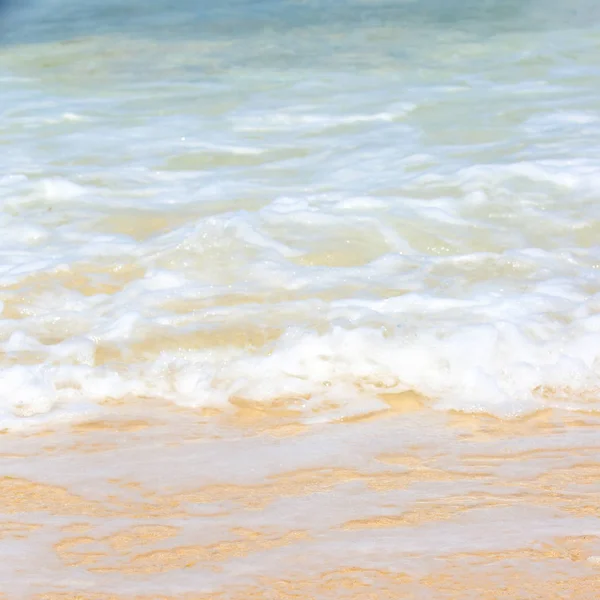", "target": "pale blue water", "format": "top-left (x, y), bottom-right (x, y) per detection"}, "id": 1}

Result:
top-left (1, 0), bottom-right (600, 426)
top-left (2, 0), bottom-right (599, 42)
